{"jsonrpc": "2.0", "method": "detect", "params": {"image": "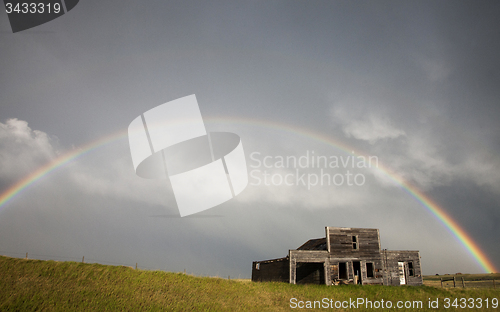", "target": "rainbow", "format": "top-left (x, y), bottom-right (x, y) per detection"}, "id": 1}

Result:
top-left (0, 131), bottom-right (127, 209)
top-left (0, 116), bottom-right (497, 273)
